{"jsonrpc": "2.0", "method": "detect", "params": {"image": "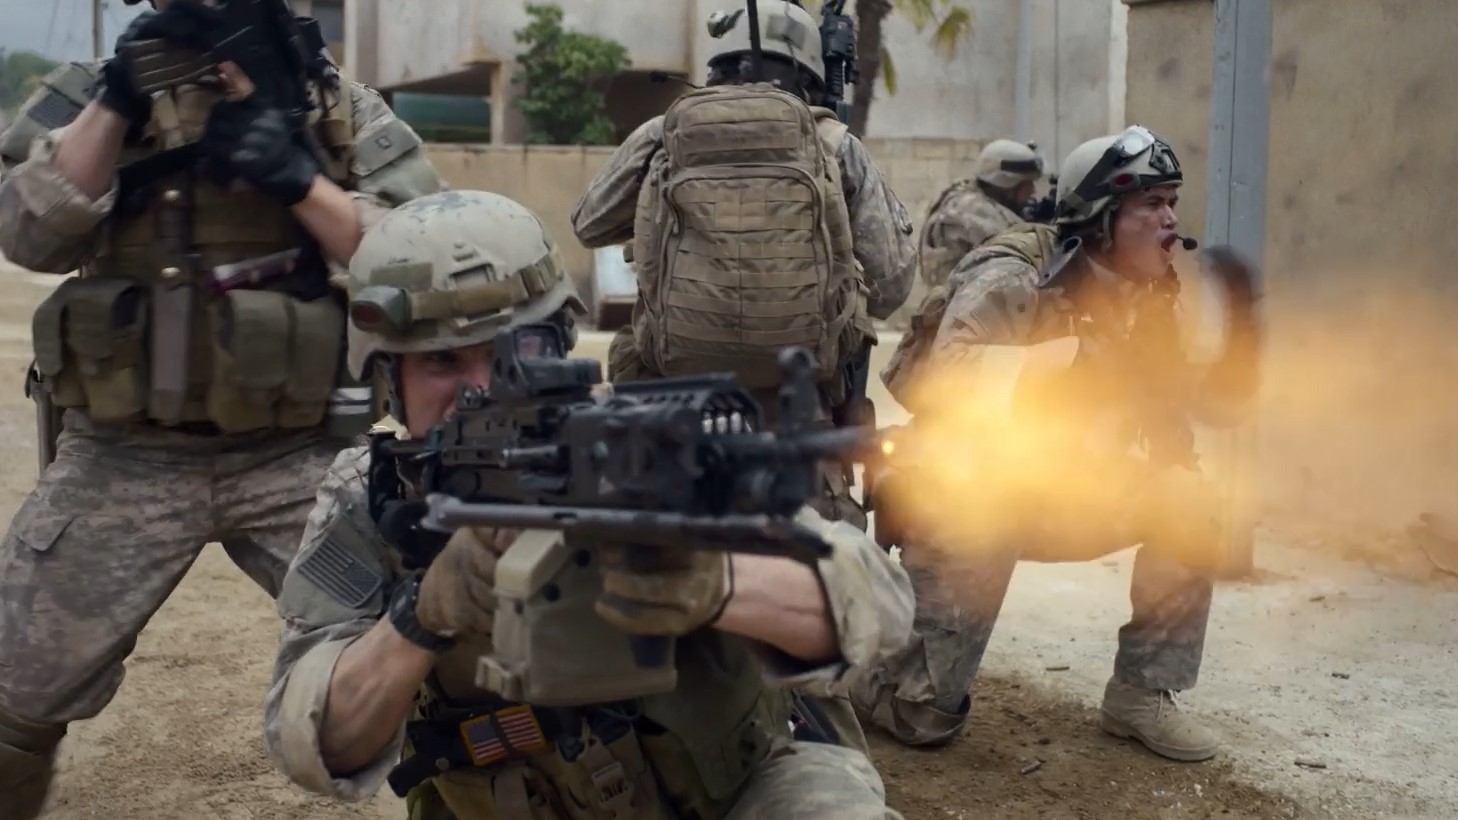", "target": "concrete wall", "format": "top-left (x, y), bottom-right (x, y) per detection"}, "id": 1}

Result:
top-left (354, 0), bottom-right (1125, 145)
top-left (1125, 0), bottom-right (1458, 536)
top-left (424, 137), bottom-right (983, 302)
